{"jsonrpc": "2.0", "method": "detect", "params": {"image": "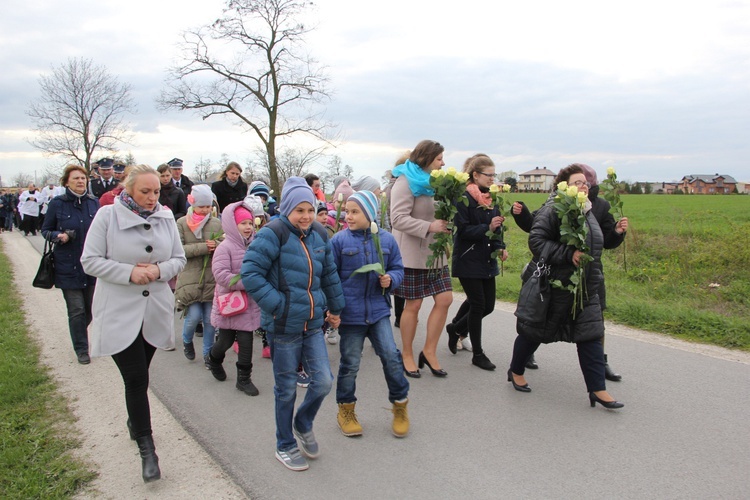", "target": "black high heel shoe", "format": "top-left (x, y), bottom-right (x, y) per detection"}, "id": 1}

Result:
top-left (418, 352), bottom-right (447, 377)
top-left (403, 367), bottom-right (421, 378)
top-left (507, 369), bottom-right (531, 392)
top-left (589, 392), bottom-right (624, 409)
